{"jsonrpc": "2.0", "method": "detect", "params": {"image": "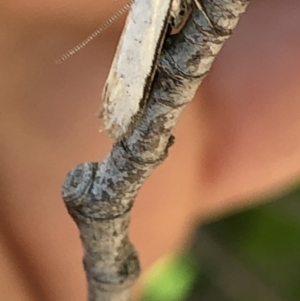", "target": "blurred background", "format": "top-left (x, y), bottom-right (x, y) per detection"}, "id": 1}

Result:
top-left (140, 185), bottom-right (300, 301)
